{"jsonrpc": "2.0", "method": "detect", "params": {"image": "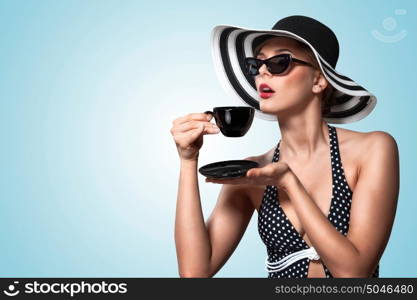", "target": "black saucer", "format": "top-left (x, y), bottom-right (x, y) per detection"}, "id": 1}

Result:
top-left (199, 160), bottom-right (259, 179)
